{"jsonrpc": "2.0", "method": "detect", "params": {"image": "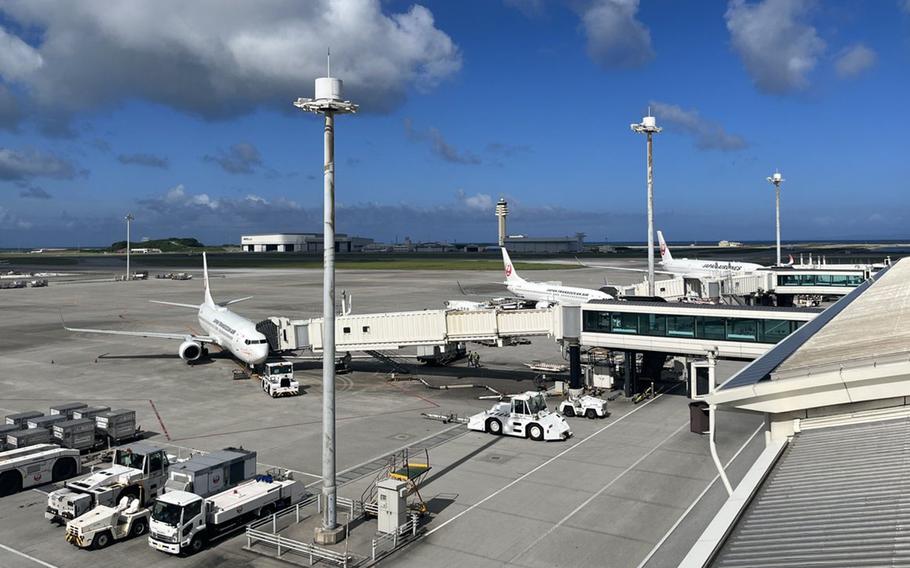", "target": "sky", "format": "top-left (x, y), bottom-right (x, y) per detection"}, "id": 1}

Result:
top-left (0, 0), bottom-right (908, 248)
